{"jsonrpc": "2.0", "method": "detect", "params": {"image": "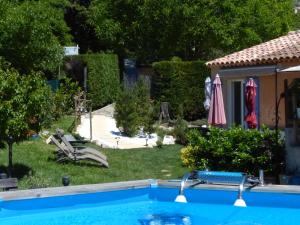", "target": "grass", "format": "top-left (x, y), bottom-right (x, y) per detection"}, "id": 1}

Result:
top-left (48, 115), bottom-right (76, 133)
top-left (0, 116), bottom-right (187, 189)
